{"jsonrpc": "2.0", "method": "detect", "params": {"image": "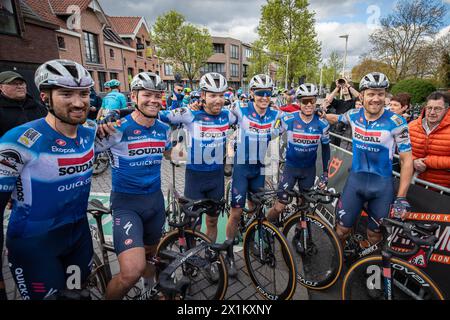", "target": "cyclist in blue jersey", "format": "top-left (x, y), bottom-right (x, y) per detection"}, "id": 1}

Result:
top-left (325, 72), bottom-right (414, 245)
top-left (159, 74), bottom-right (235, 238)
top-left (225, 74), bottom-right (283, 275)
top-left (95, 72), bottom-right (171, 300)
top-left (0, 59), bottom-right (96, 300)
top-left (267, 84), bottom-right (331, 227)
top-left (97, 79), bottom-right (127, 119)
